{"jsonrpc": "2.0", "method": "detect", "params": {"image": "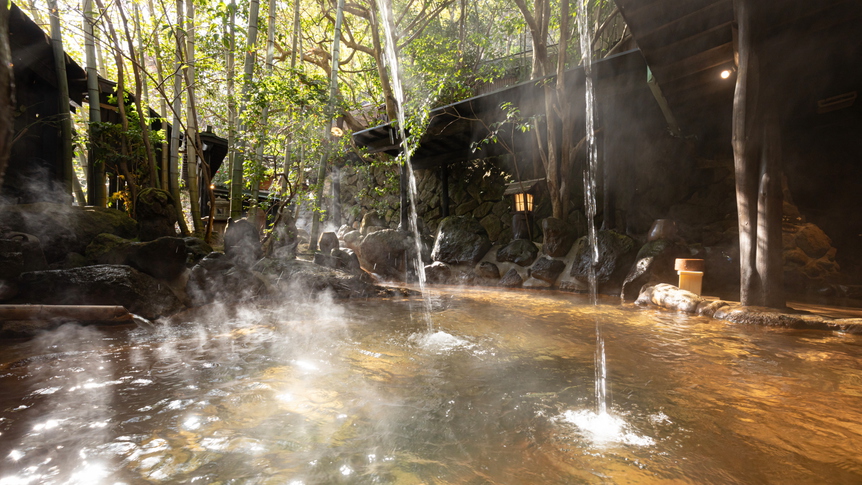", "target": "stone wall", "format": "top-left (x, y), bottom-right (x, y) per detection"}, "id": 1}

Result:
top-left (336, 159), bottom-right (528, 244)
